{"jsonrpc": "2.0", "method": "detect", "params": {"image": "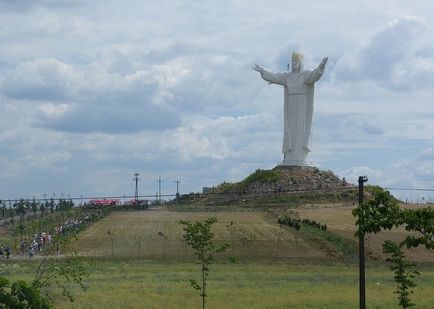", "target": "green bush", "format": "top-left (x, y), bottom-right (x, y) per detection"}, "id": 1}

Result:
top-left (242, 169), bottom-right (281, 185)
